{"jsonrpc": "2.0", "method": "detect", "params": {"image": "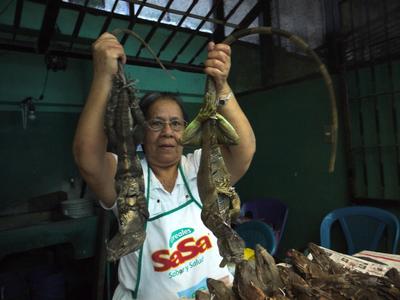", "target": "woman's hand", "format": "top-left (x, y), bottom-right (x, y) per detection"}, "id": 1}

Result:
top-left (91, 32), bottom-right (127, 81)
top-left (204, 41), bottom-right (231, 93)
